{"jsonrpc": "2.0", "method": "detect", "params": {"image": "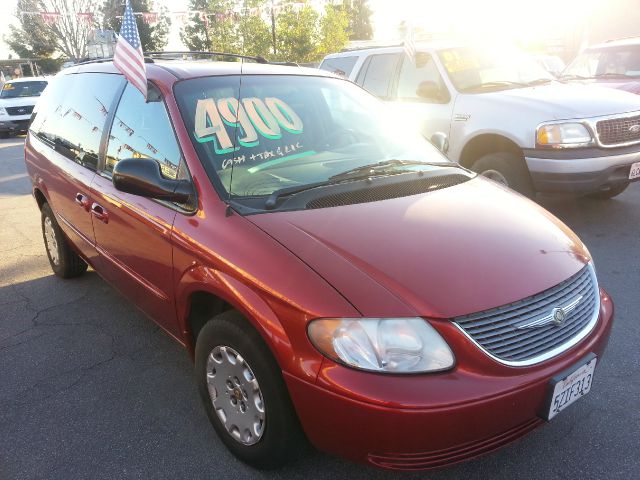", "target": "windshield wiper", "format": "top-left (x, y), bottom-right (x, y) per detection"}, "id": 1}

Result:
top-left (329, 159), bottom-right (454, 182)
top-left (593, 72), bottom-right (636, 79)
top-left (263, 160), bottom-right (458, 210)
top-left (525, 78), bottom-right (554, 86)
top-left (460, 80), bottom-right (527, 92)
top-left (264, 181), bottom-right (333, 210)
top-left (559, 74), bottom-right (590, 80)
